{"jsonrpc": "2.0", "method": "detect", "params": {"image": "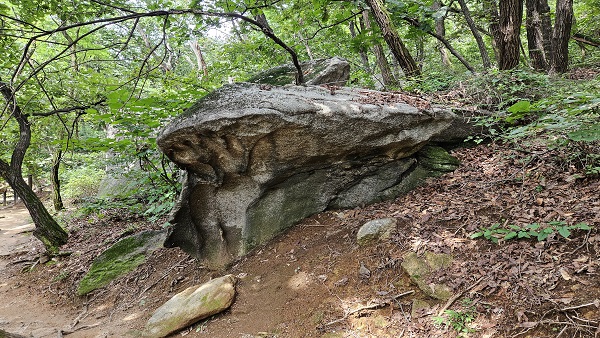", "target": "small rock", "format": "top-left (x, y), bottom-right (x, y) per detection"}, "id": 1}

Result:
top-left (401, 251), bottom-right (453, 300)
top-left (143, 275), bottom-right (237, 338)
top-left (334, 277), bottom-right (349, 287)
top-left (357, 218), bottom-right (397, 246)
top-left (359, 262), bottom-right (371, 280)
